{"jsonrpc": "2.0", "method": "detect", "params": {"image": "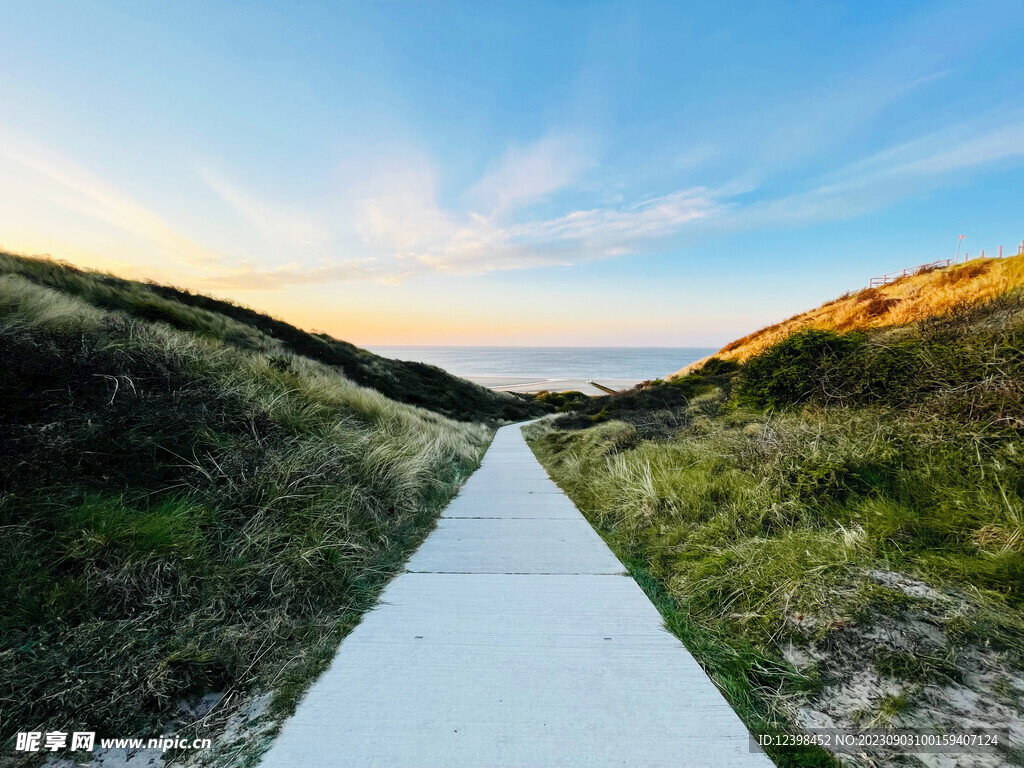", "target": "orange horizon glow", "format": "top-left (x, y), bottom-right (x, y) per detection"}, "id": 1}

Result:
top-left (3, 243), bottom-right (741, 348)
